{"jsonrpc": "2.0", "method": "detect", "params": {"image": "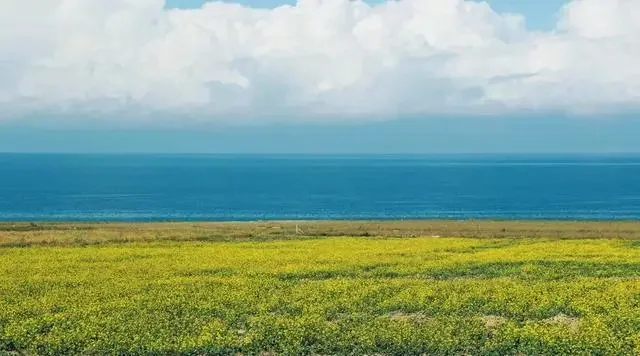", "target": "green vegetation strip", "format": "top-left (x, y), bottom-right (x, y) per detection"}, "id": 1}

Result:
top-left (1, 227), bottom-right (640, 354)
top-left (3, 220), bottom-right (640, 247)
